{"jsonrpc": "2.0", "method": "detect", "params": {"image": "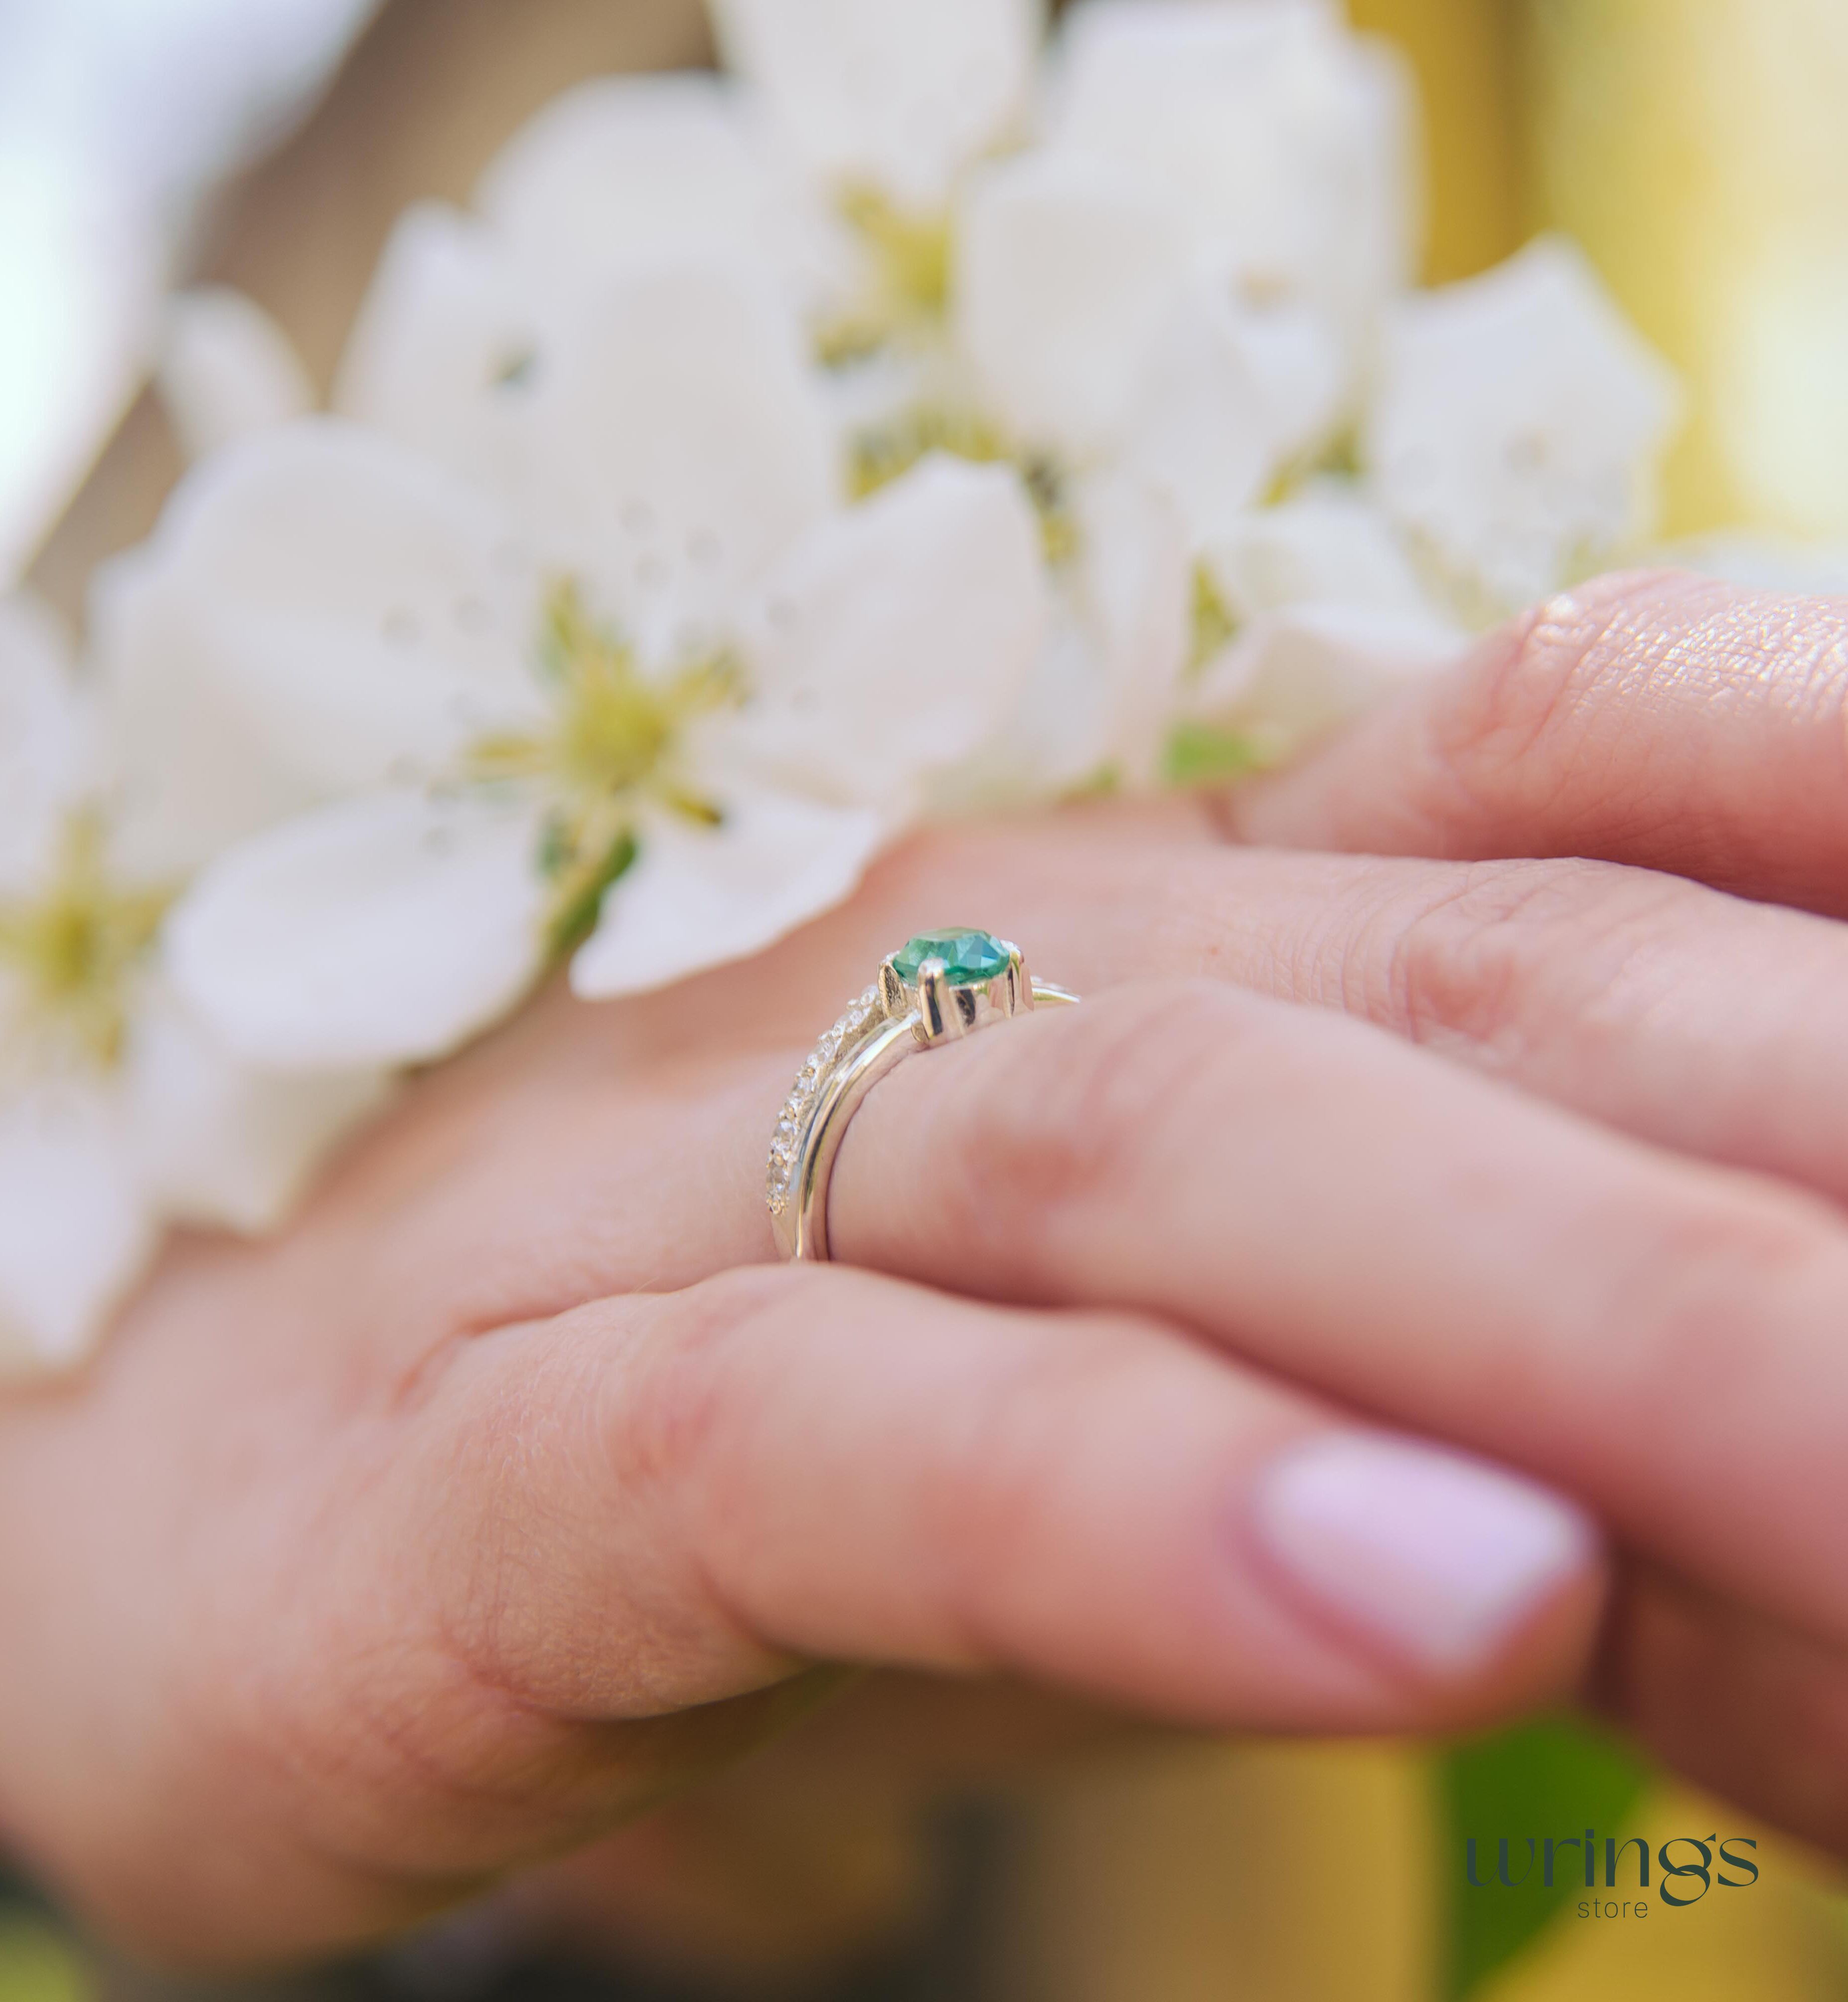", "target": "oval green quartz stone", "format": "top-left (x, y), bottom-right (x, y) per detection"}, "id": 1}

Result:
top-left (892, 928), bottom-right (1011, 987)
